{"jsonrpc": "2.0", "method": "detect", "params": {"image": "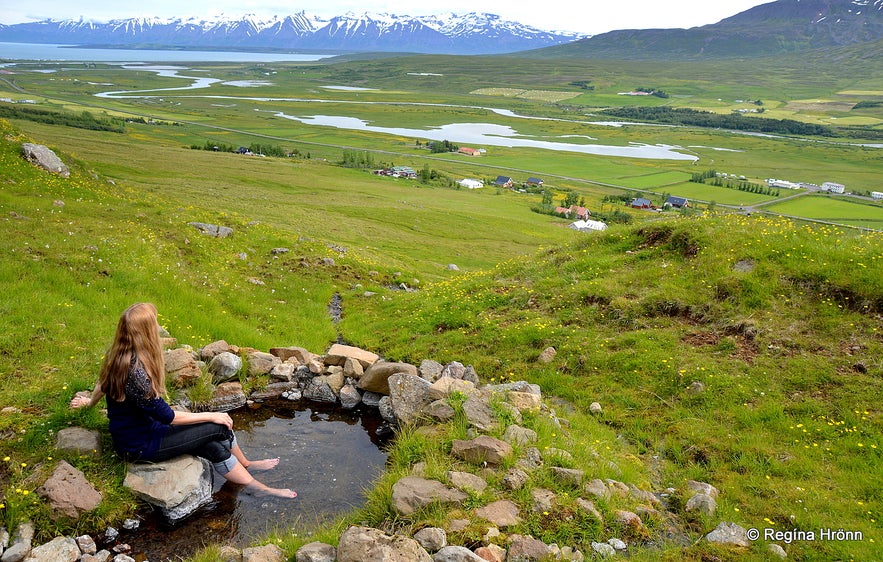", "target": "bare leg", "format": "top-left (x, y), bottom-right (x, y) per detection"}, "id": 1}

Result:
top-left (230, 442), bottom-right (280, 472)
top-left (222, 463), bottom-right (296, 498)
